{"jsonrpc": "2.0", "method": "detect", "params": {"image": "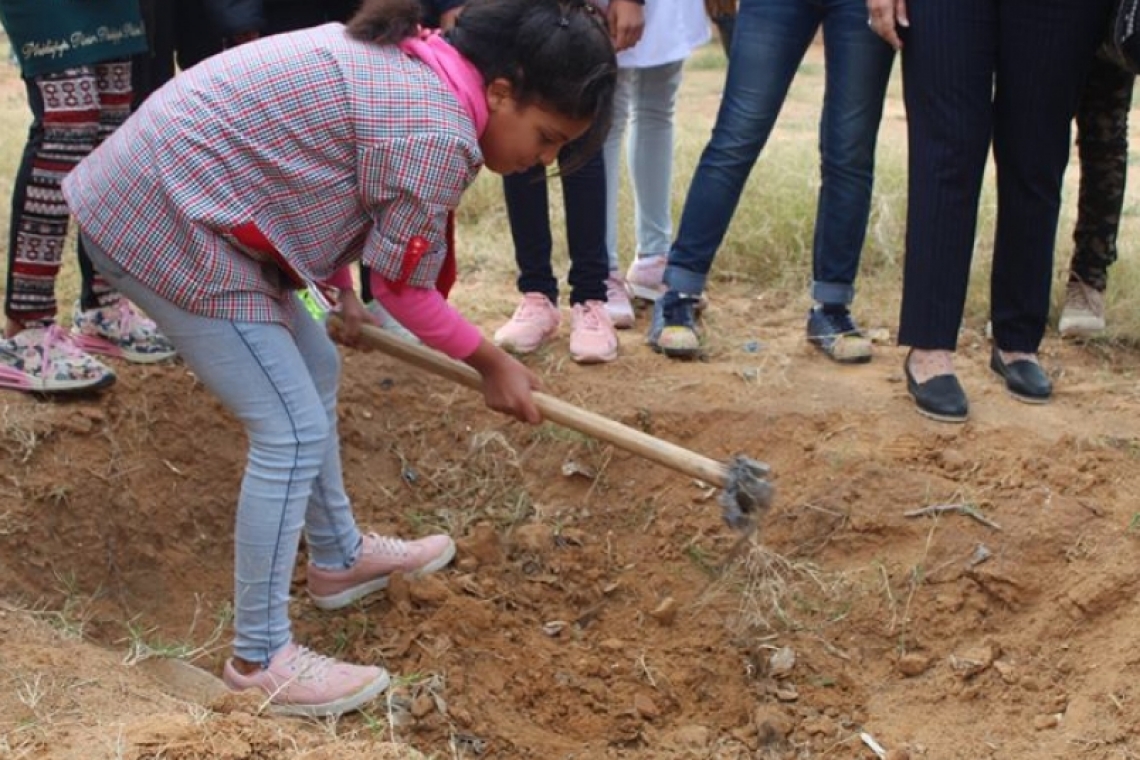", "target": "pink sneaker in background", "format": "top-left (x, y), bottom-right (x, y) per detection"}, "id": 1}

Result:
top-left (624, 255), bottom-right (668, 302)
top-left (569, 300), bottom-right (618, 364)
top-left (307, 532), bottom-right (456, 610)
top-left (222, 642), bottom-right (389, 718)
top-left (493, 293), bottom-right (561, 354)
top-left (604, 271), bottom-right (635, 329)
